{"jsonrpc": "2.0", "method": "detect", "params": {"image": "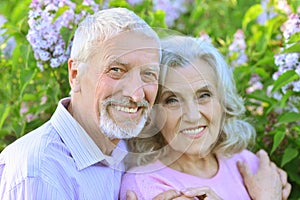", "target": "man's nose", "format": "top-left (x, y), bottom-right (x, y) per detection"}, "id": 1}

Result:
top-left (122, 70), bottom-right (145, 102)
